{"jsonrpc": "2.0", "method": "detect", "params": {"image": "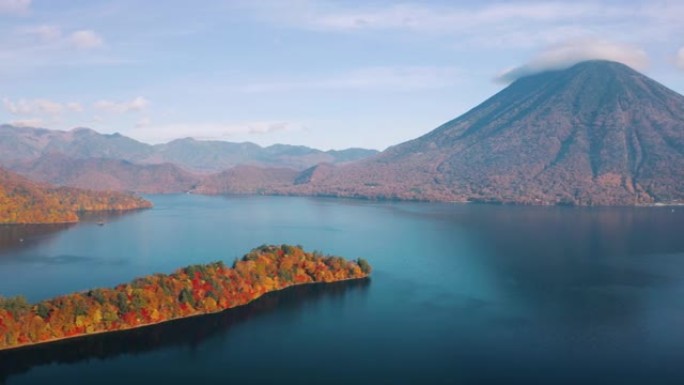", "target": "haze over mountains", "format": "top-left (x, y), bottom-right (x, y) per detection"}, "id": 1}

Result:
top-left (1, 60), bottom-right (682, 205)
top-left (0, 125), bottom-right (378, 173)
top-left (0, 125), bottom-right (378, 194)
